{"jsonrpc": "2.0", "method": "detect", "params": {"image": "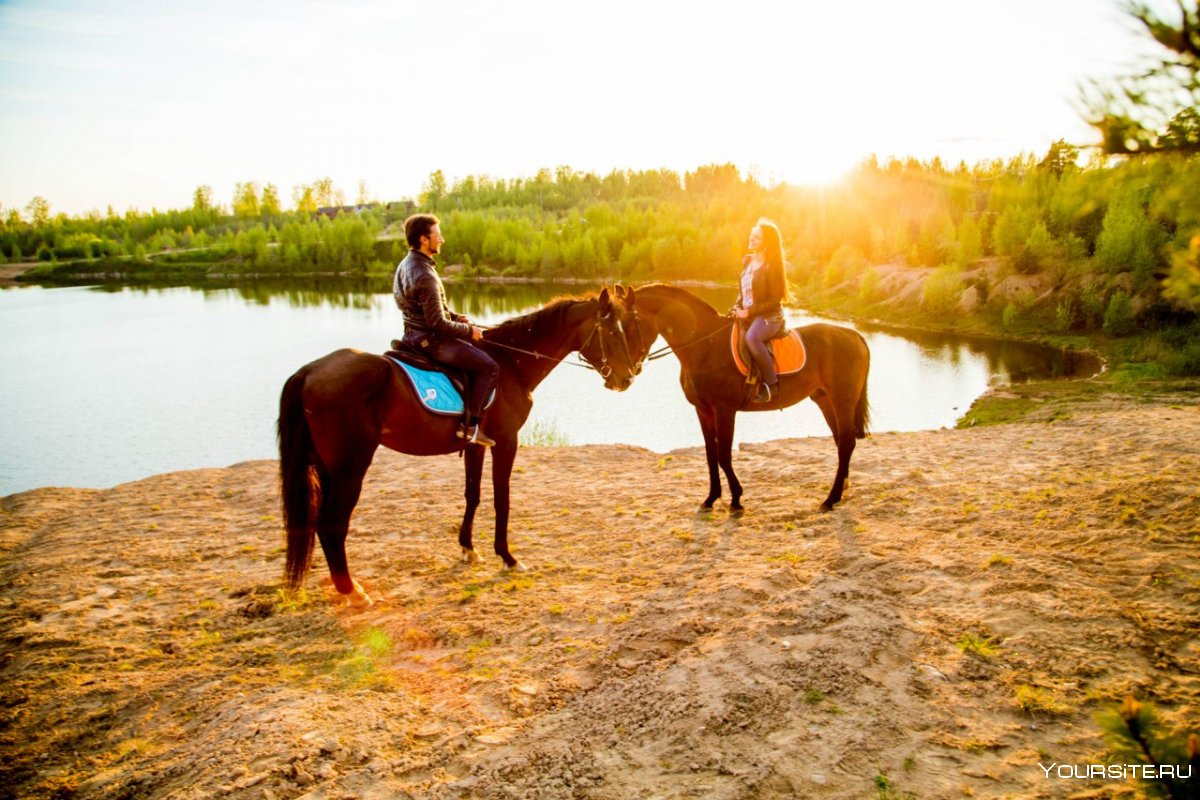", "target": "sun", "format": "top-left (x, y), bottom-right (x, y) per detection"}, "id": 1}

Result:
top-left (777, 154), bottom-right (859, 188)
top-left (759, 142), bottom-right (863, 188)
